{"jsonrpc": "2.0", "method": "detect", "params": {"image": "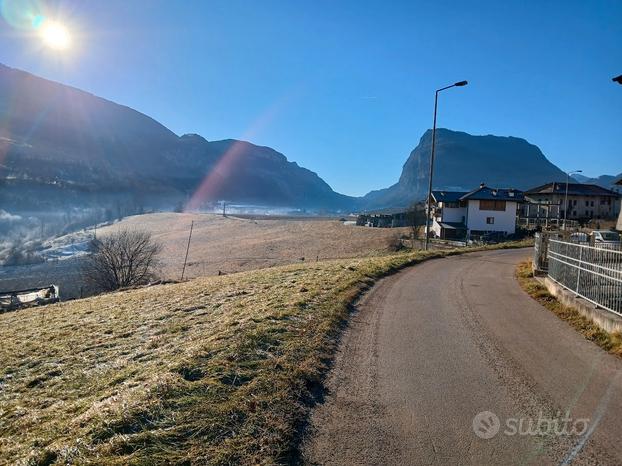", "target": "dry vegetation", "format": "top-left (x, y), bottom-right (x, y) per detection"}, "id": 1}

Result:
top-left (1, 242), bottom-right (530, 465)
top-left (515, 261), bottom-right (622, 357)
top-left (97, 213), bottom-right (413, 279)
